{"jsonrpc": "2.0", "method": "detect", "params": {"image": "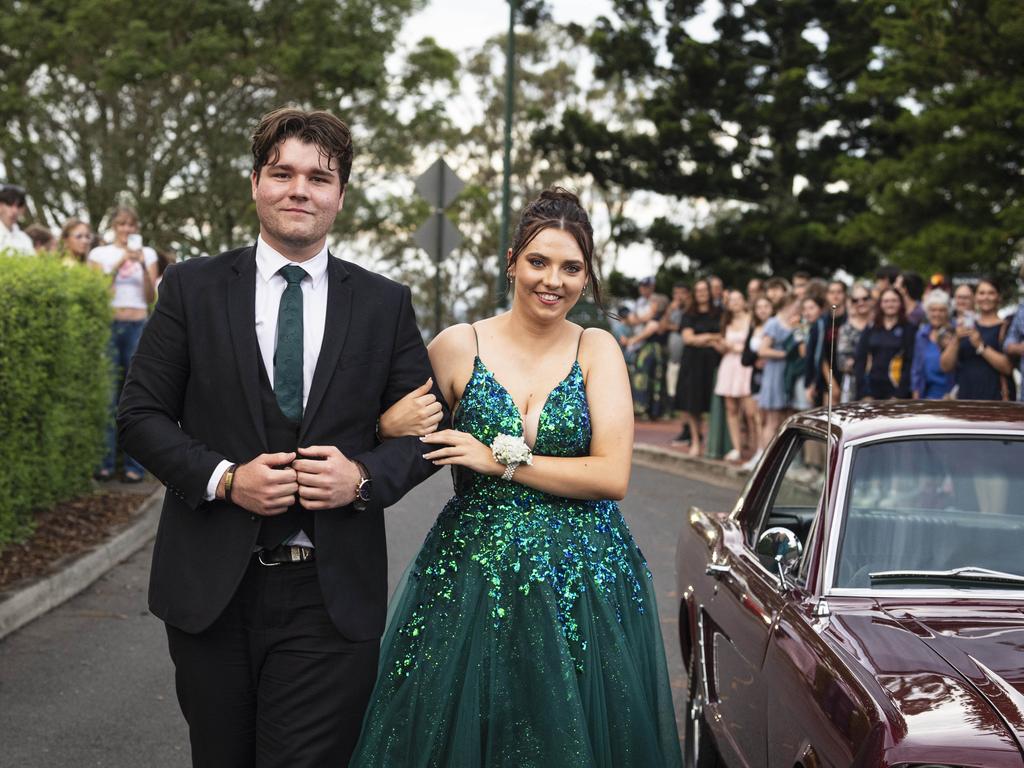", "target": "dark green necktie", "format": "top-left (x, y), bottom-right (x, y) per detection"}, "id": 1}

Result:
top-left (274, 264), bottom-right (306, 423)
